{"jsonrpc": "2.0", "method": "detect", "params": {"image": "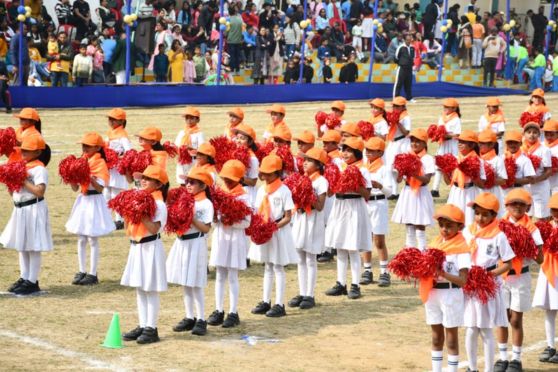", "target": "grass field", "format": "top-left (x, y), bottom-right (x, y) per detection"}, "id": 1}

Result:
top-left (0, 94), bottom-right (557, 371)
